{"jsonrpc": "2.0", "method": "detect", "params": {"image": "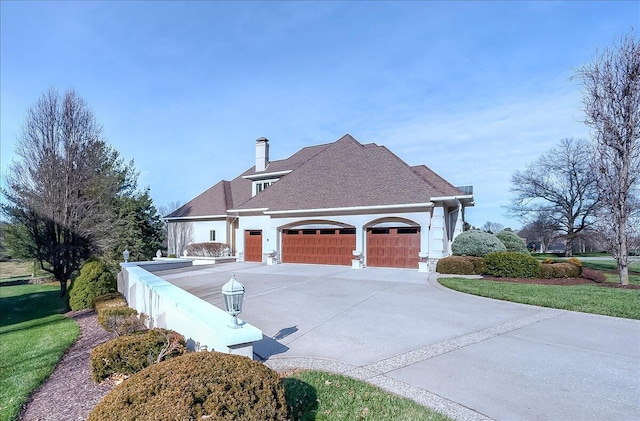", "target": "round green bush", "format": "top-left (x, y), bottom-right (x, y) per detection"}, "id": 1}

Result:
top-left (90, 328), bottom-right (186, 382)
top-left (451, 230), bottom-right (507, 257)
top-left (484, 252), bottom-right (541, 278)
top-left (69, 260), bottom-right (116, 310)
top-left (496, 229), bottom-right (529, 253)
top-left (88, 352), bottom-right (288, 421)
top-left (436, 256), bottom-right (486, 275)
